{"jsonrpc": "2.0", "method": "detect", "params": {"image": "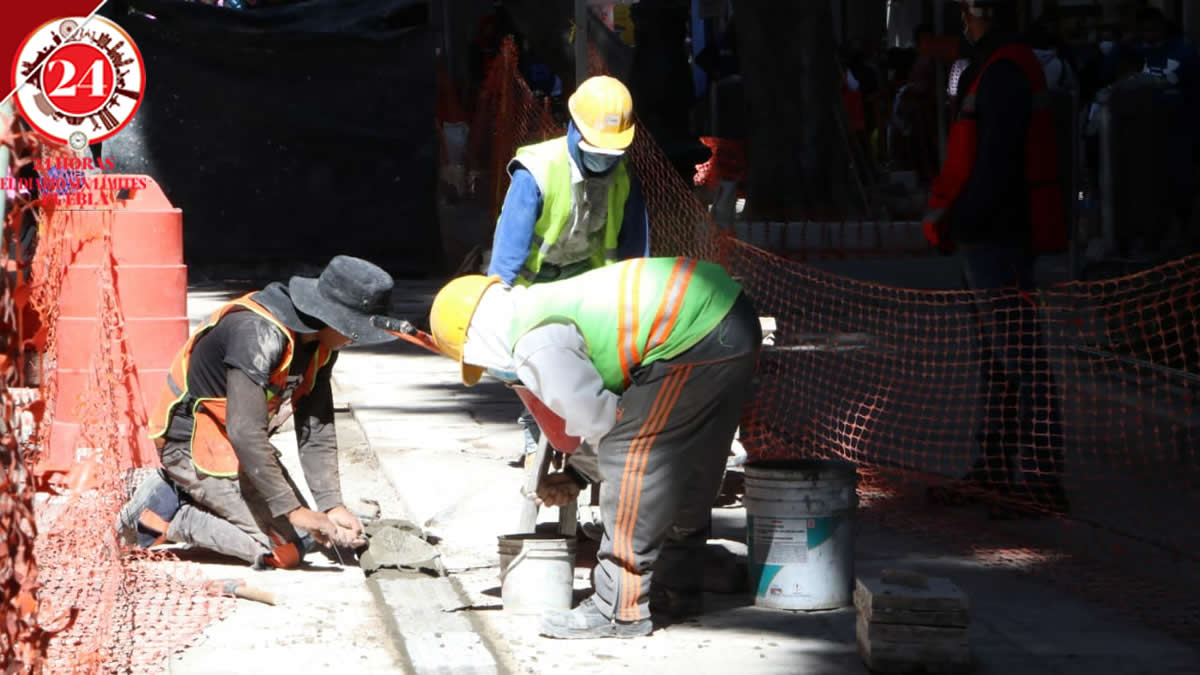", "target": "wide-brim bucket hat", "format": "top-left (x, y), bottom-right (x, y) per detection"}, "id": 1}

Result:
top-left (289, 255), bottom-right (397, 346)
